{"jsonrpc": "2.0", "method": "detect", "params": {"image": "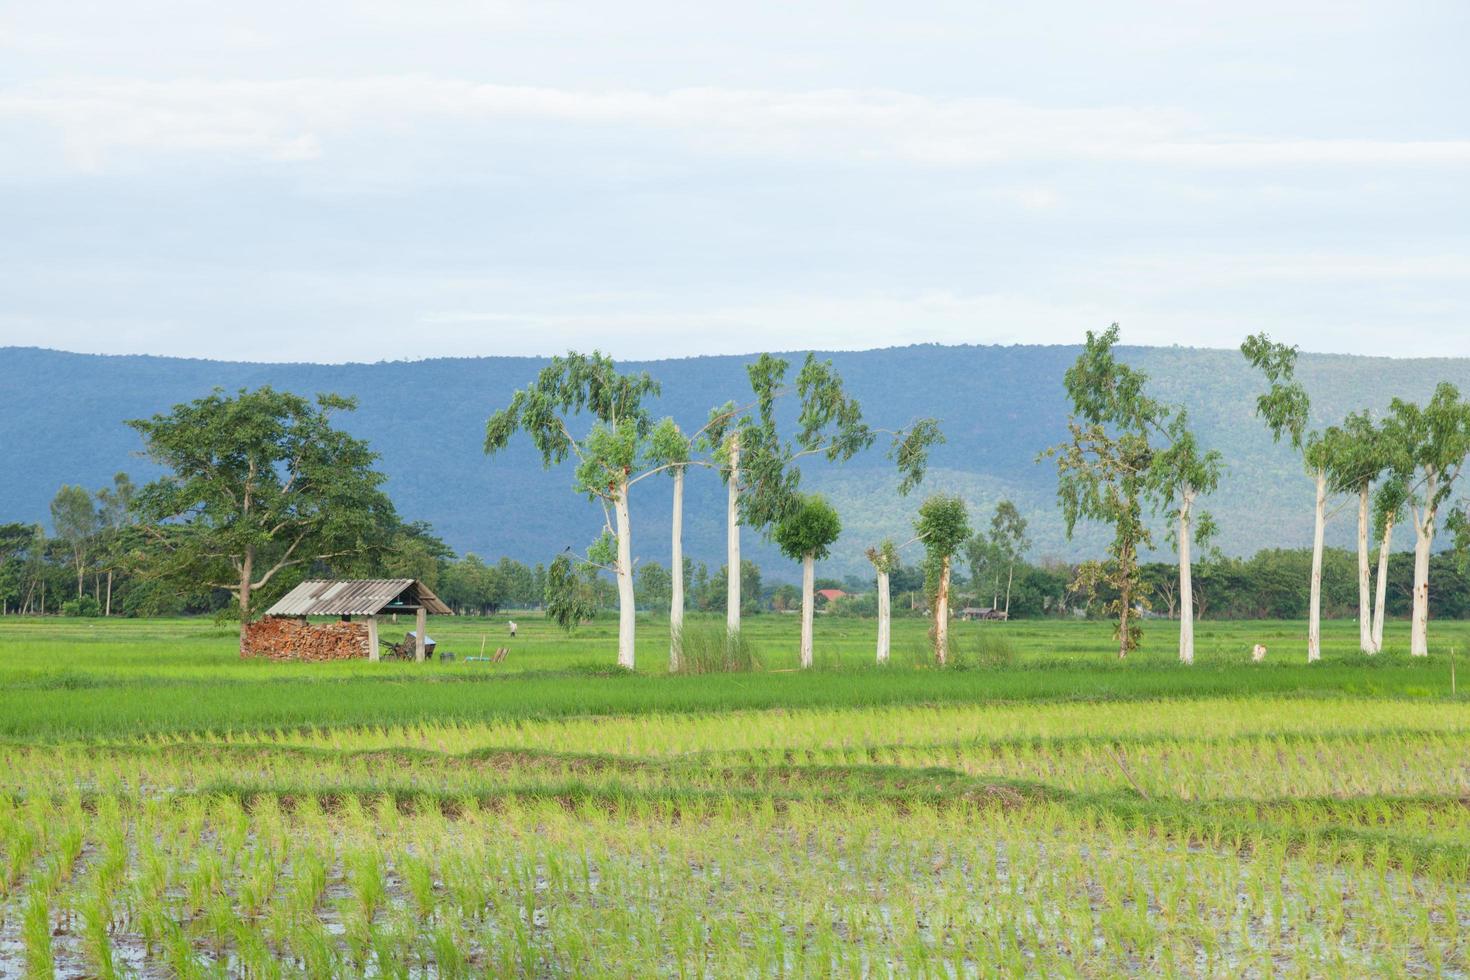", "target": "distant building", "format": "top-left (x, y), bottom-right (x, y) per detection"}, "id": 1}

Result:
top-left (959, 607), bottom-right (1007, 621)
top-left (815, 588), bottom-right (848, 604)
